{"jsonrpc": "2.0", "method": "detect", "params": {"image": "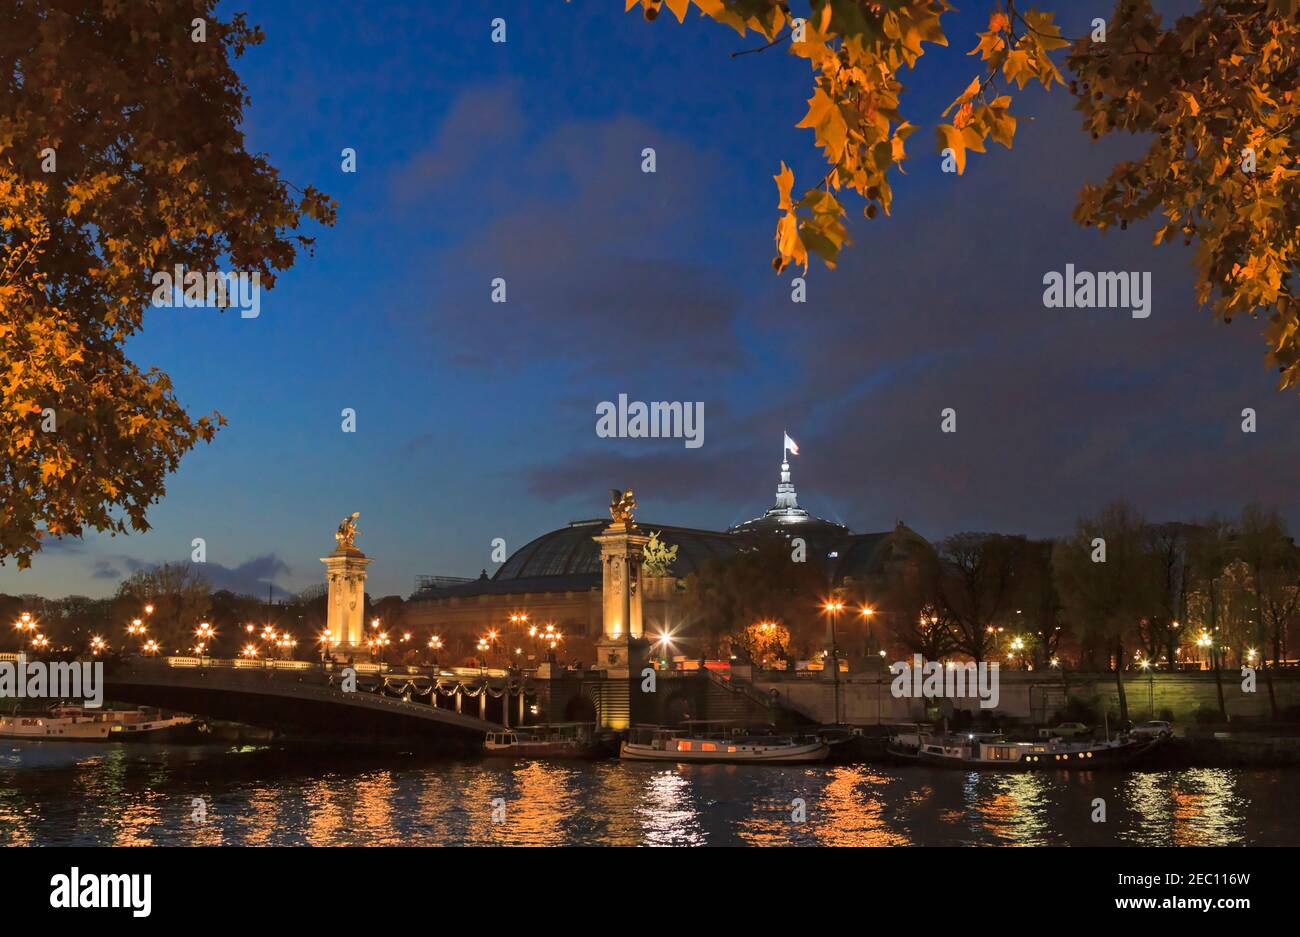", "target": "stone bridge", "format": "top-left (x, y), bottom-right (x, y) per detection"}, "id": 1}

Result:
top-left (103, 656), bottom-right (532, 751)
